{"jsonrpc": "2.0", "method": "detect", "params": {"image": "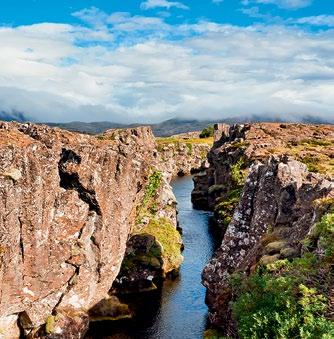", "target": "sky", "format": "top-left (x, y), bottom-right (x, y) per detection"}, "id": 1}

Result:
top-left (0, 0), bottom-right (334, 123)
